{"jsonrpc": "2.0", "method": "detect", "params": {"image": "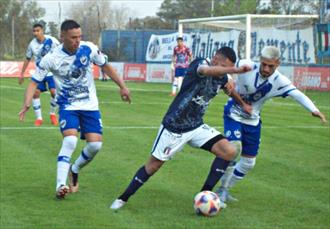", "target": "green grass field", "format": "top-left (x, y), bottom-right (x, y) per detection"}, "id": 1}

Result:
top-left (1, 78), bottom-right (329, 229)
